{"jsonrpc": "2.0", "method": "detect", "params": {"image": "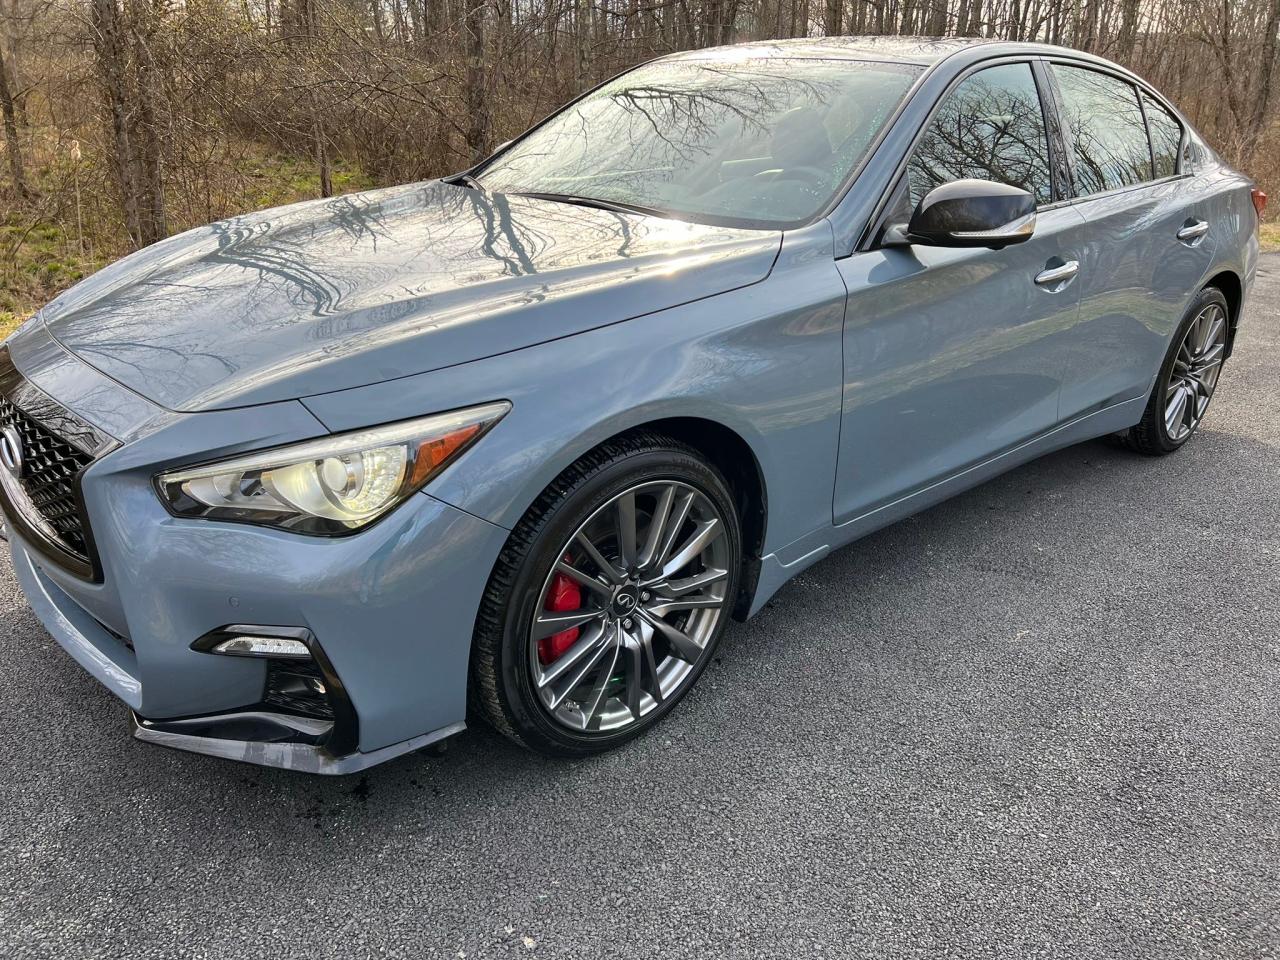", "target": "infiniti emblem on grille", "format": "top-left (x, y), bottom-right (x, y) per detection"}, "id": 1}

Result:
top-left (0, 424), bottom-right (24, 480)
